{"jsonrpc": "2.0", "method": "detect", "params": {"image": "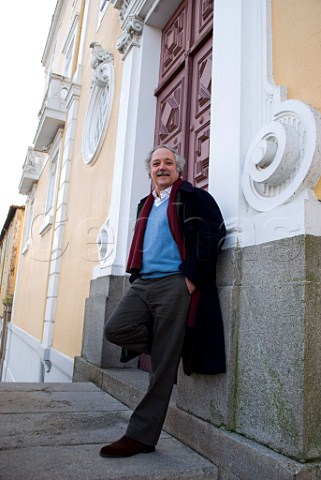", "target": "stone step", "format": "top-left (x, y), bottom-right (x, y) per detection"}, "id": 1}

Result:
top-left (0, 381), bottom-right (217, 480)
top-left (73, 357), bottom-right (321, 480)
